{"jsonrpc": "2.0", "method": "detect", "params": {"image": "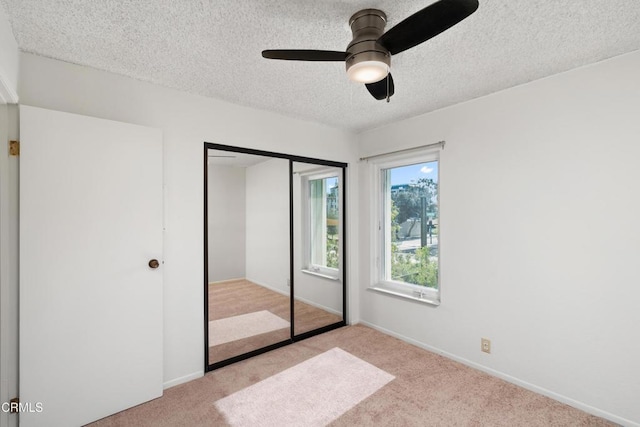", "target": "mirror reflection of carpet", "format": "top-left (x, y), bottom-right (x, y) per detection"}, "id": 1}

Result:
top-left (208, 310), bottom-right (290, 346)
